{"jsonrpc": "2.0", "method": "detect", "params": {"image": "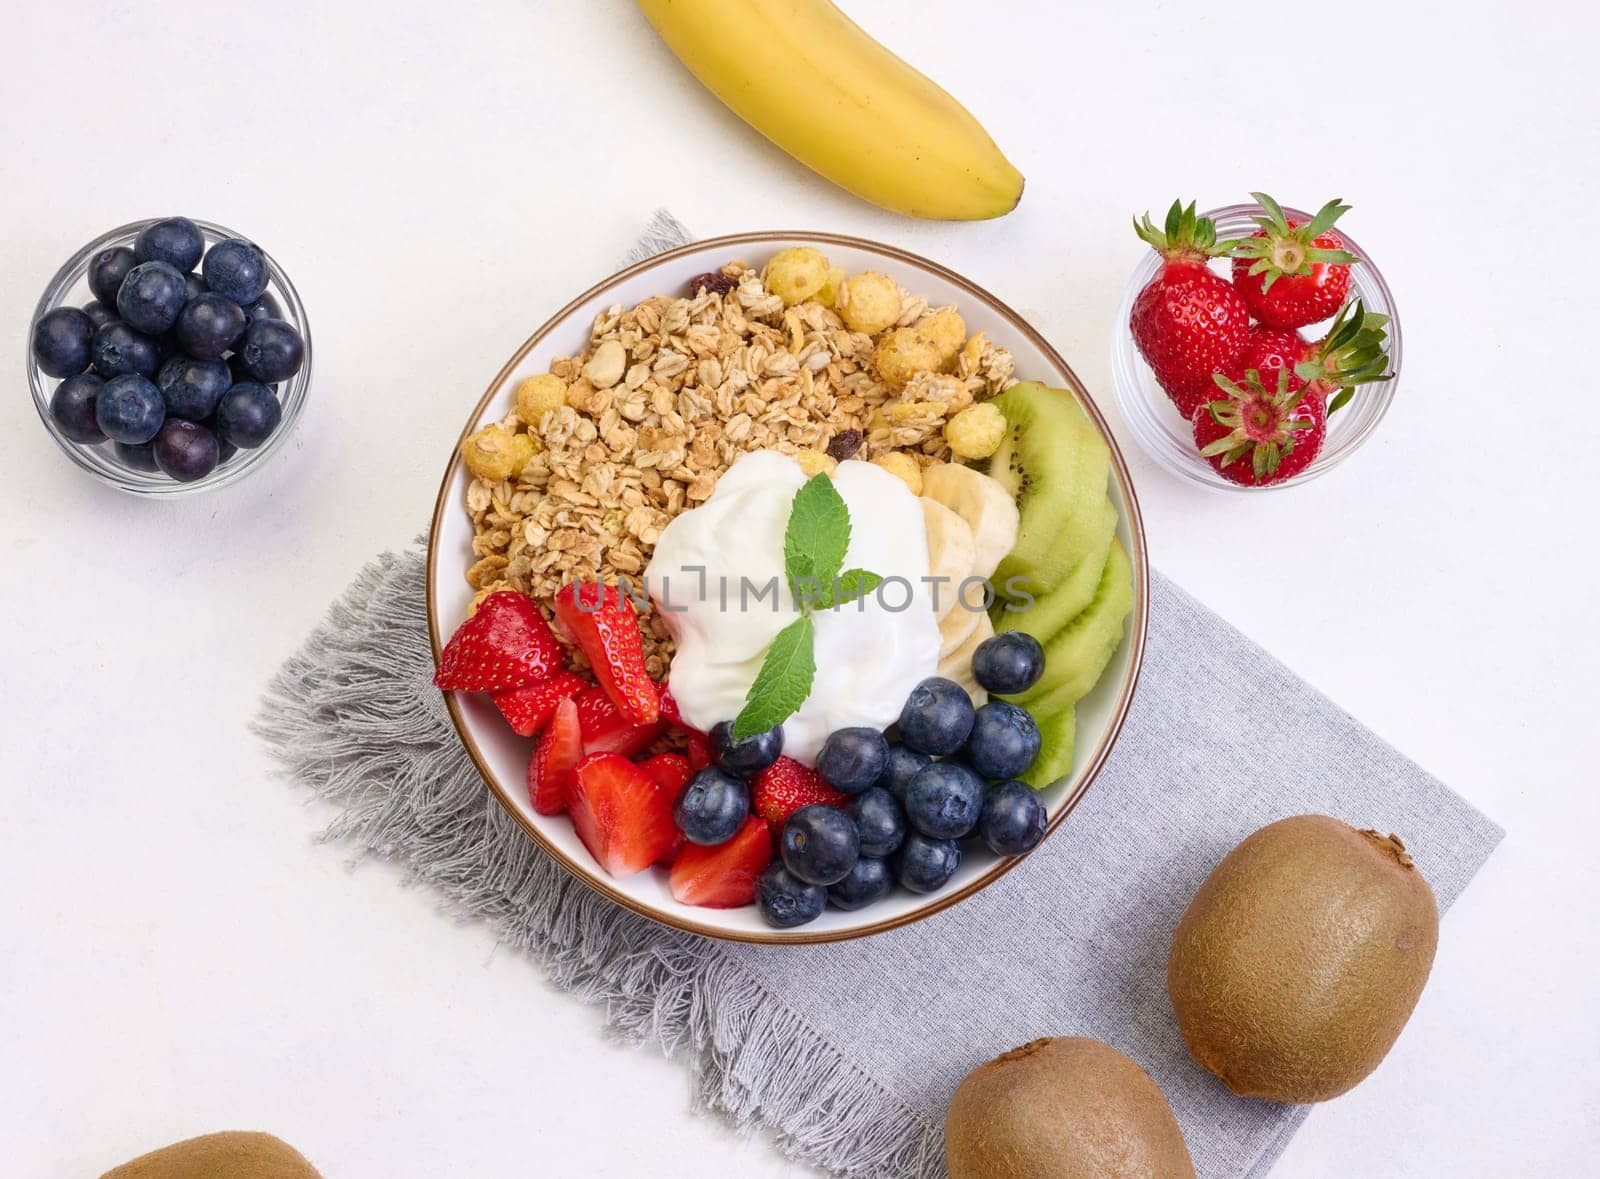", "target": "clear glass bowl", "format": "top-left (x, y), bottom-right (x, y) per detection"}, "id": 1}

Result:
top-left (26, 218), bottom-right (311, 497)
top-left (1111, 202), bottom-right (1401, 492)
